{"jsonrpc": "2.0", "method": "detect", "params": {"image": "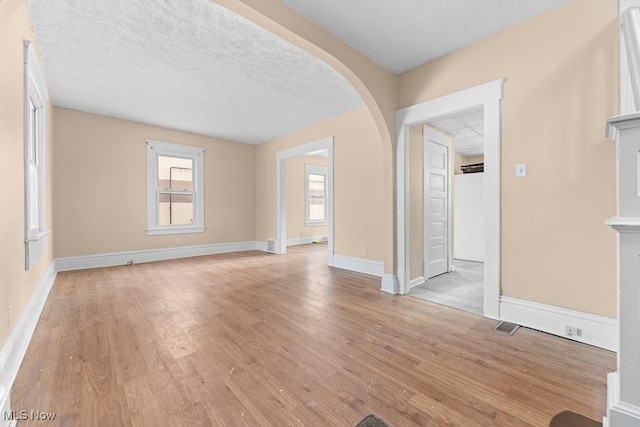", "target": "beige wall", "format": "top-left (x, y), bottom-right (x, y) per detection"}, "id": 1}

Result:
top-left (0, 0), bottom-right (55, 345)
top-left (286, 156), bottom-right (328, 240)
top-left (53, 108), bottom-right (256, 257)
top-left (256, 106), bottom-right (385, 265)
top-left (222, 0), bottom-right (396, 274)
top-left (398, 0), bottom-right (618, 317)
